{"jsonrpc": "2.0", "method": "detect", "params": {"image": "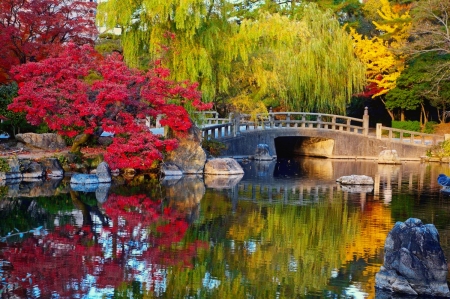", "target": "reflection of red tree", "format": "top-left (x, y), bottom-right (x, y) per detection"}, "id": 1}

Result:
top-left (2, 225), bottom-right (103, 298)
top-left (1, 194), bottom-right (206, 297)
